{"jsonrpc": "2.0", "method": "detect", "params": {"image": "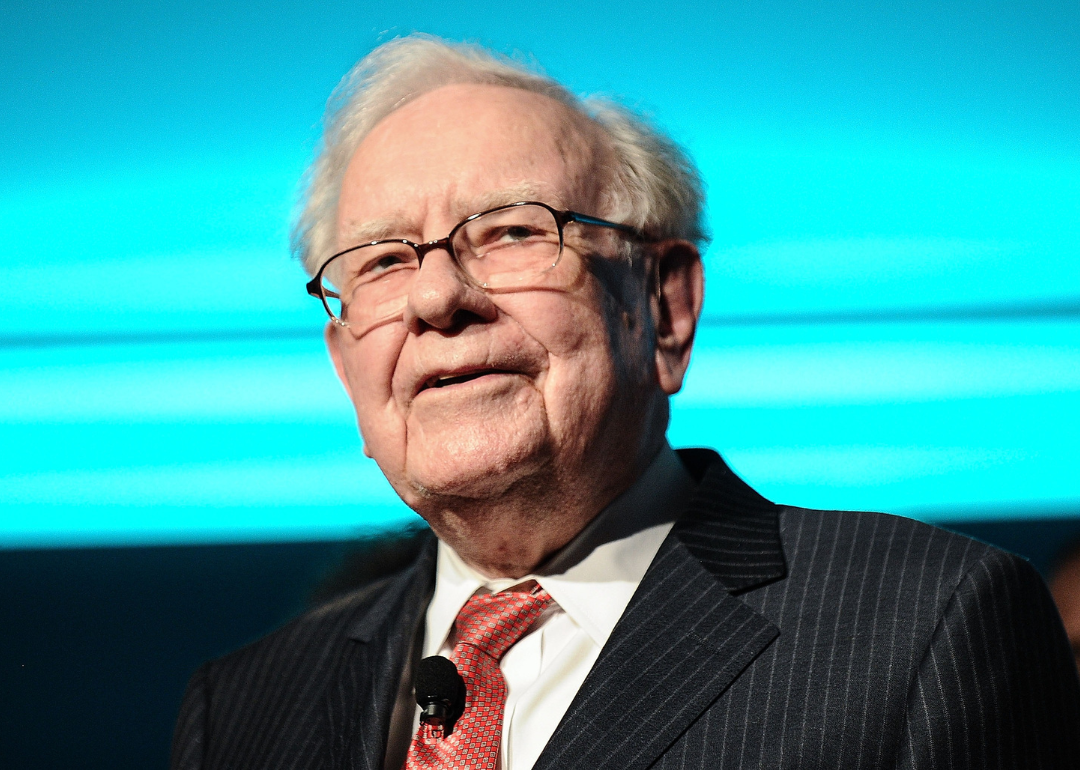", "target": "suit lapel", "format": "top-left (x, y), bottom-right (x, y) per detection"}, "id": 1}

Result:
top-left (533, 452), bottom-right (786, 770)
top-left (672, 448), bottom-right (787, 593)
top-left (325, 534), bottom-right (436, 770)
